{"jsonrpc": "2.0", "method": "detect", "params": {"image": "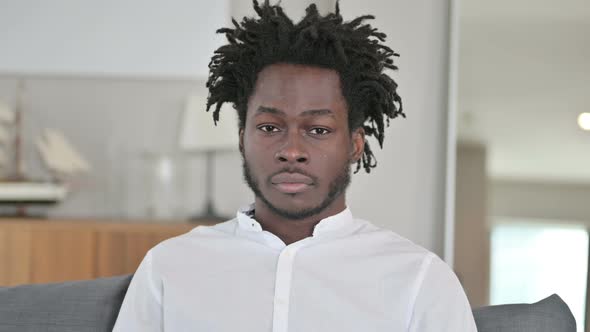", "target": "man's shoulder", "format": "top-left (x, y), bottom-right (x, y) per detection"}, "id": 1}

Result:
top-left (150, 218), bottom-right (238, 252)
top-left (354, 218), bottom-right (432, 257)
top-left (357, 220), bottom-right (457, 282)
